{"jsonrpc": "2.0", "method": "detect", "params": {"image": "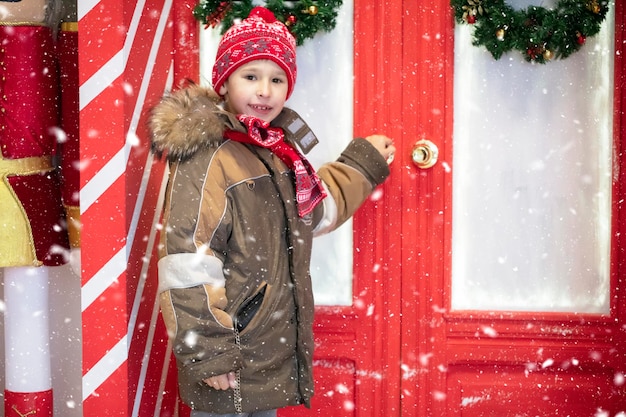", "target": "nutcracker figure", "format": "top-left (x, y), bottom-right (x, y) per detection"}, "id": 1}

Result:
top-left (0, 0), bottom-right (79, 416)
